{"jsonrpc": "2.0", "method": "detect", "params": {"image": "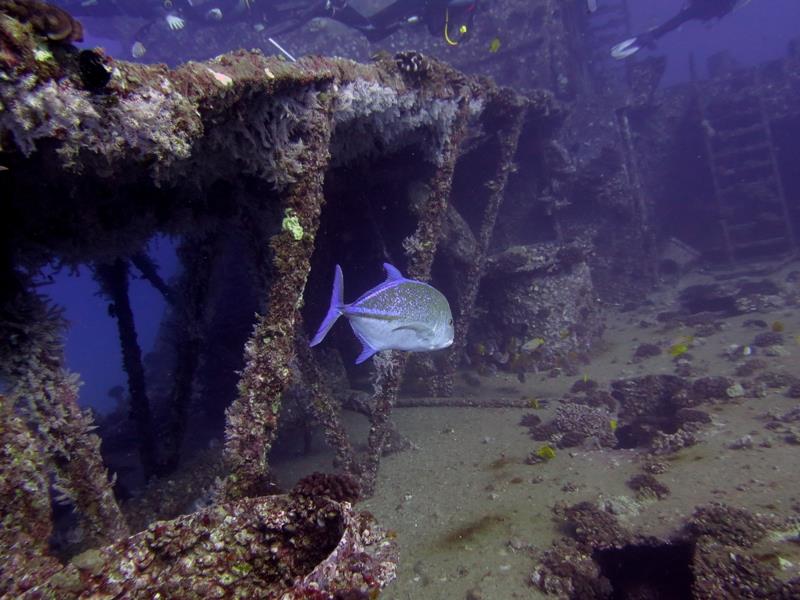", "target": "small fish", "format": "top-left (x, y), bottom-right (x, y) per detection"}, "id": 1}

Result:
top-left (488, 37), bottom-right (501, 53)
top-left (522, 337), bottom-right (545, 352)
top-left (131, 41), bottom-right (146, 58)
top-left (535, 445), bottom-right (556, 461)
top-left (668, 343), bottom-right (688, 357)
top-left (310, 263), bottom-right (454, 364)
top-left (669, 334), bottom-right (694, 357)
